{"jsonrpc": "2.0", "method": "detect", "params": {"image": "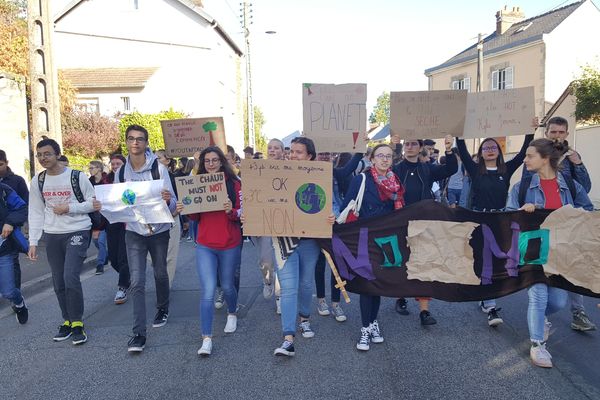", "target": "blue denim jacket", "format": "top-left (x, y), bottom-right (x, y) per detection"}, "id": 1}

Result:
top-left (506, 172), bottom-right (593, 211)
